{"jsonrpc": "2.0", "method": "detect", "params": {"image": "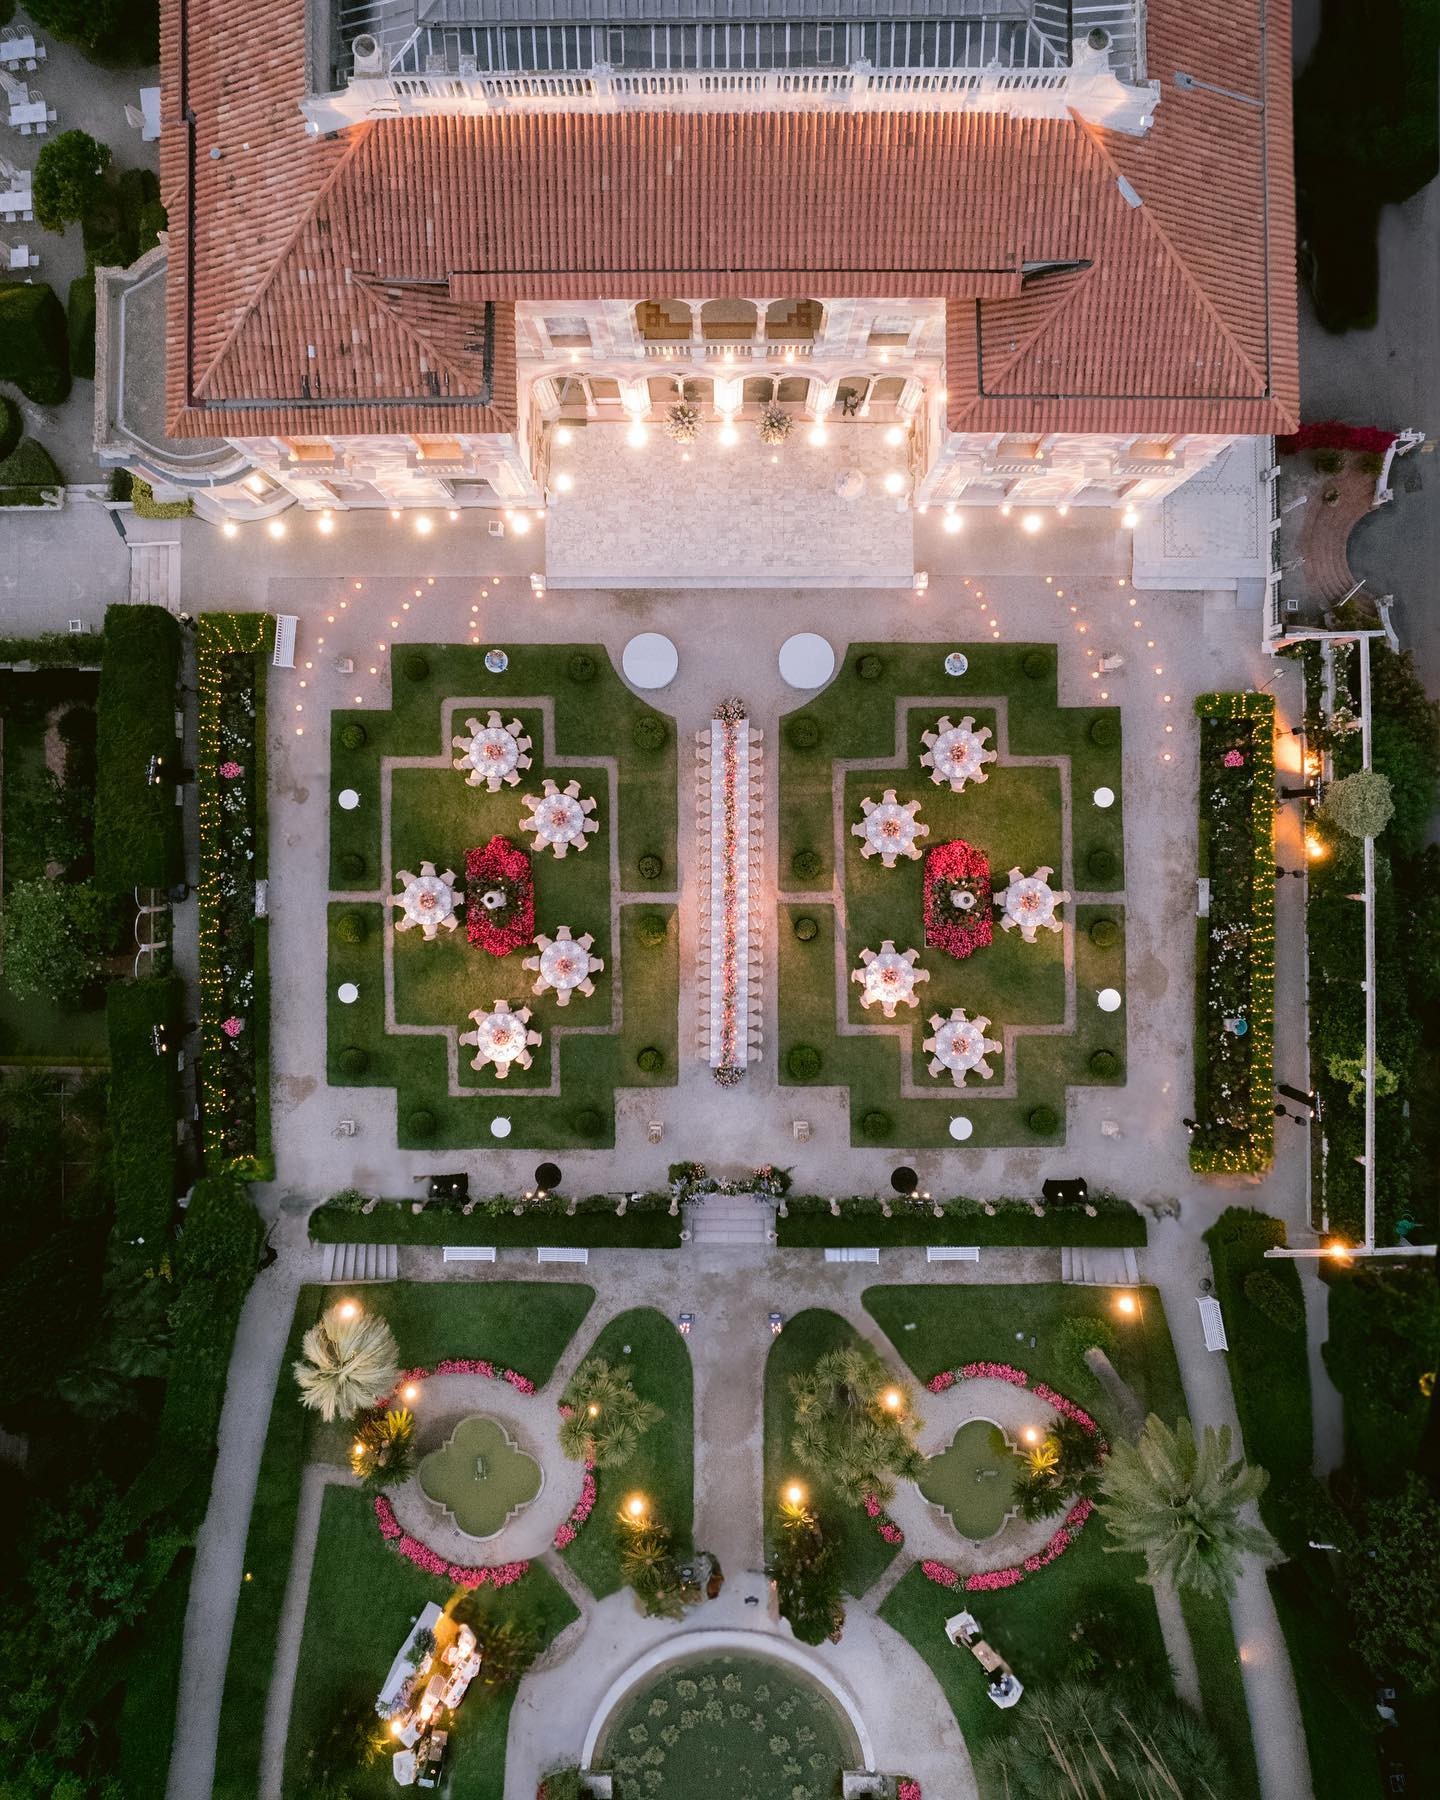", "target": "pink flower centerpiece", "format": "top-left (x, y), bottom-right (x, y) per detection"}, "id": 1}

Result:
top-left (923, 839), bottom-right (993, 960)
